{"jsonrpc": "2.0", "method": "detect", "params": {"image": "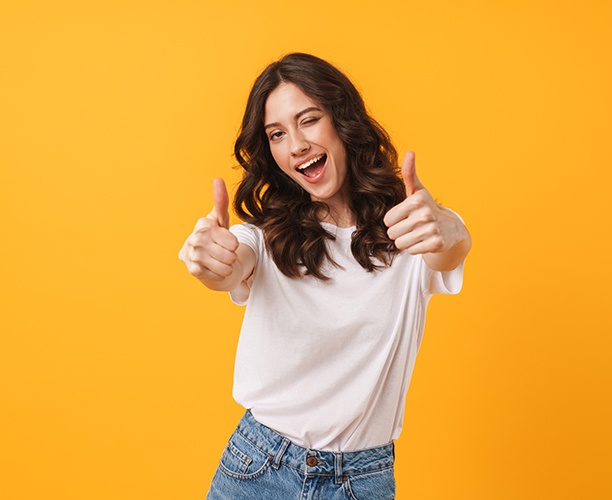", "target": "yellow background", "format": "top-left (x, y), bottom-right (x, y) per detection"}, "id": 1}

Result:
top-left (1, 1), bottom-right (611, 498)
